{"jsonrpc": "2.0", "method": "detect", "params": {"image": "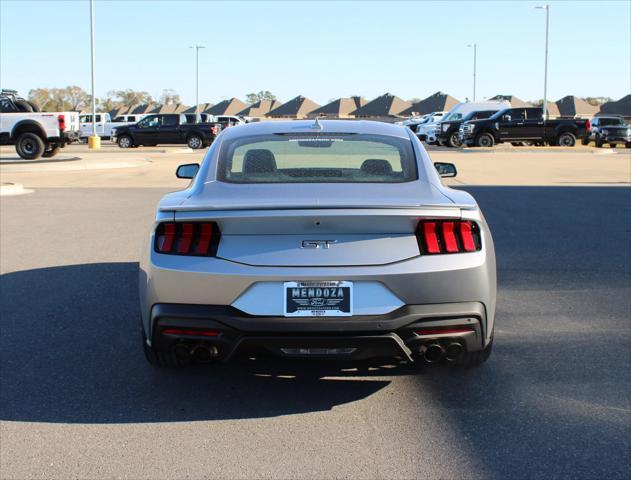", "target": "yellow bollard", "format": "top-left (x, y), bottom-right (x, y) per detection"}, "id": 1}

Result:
top-left (88, 135), bottom-right (101, 149)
